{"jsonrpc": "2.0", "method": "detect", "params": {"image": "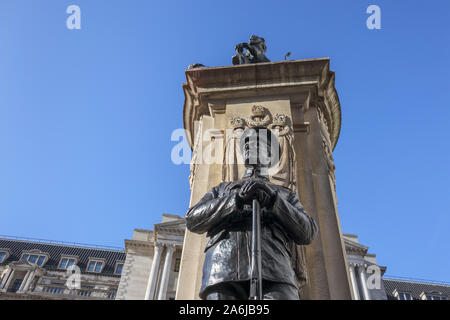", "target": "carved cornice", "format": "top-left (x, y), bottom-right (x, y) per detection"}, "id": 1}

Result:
top-left (344, 239), bottom-right (369, 255)
top-left (183, 58), bottom-right (341, 150)
top-left (156, 227), bottom-right (185, 236)
top-left (124, 239), bottom-right (154, 249)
